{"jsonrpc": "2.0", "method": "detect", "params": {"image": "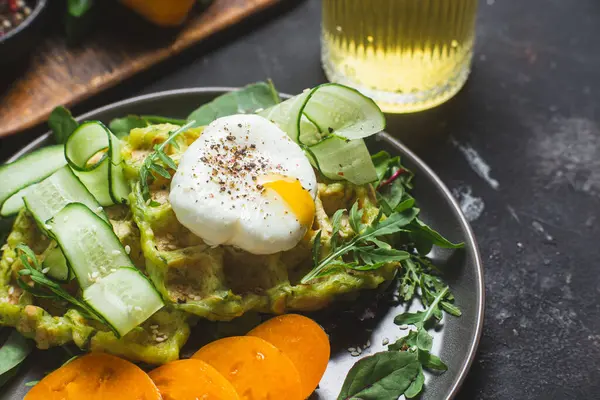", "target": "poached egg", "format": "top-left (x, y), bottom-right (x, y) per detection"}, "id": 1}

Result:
top-left (169, 114), bottom-right (317, 255)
